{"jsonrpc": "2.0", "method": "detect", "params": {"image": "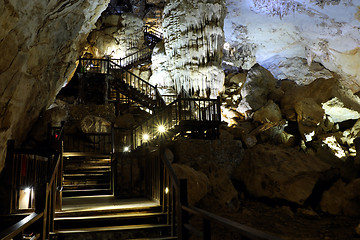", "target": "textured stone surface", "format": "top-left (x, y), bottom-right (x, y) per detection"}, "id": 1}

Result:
top-left (320, 178), bottom-right (360, 217)
top-left (162, 0), bottom-right (226, 97)
top-left (253, 100), bottom-right (282, 124)
top-left (87, 13), bottom-right (144, 58)
top-left (224, 1), bottom-right (360, 91)
top-left (281, 78), bottom-right (360, 122)
top-left (172, 163), bottom-right (210, 205)
top-left (0, 0), bottom-right (109, 172)
top-left (233, 143), bottom-right (331, 205)
top-left (237, 64), bottom-right (277, 114)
